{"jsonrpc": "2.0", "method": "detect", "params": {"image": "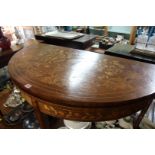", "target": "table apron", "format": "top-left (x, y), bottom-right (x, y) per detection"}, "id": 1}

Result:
top-left (20, 89), bottom-right (152, 122)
